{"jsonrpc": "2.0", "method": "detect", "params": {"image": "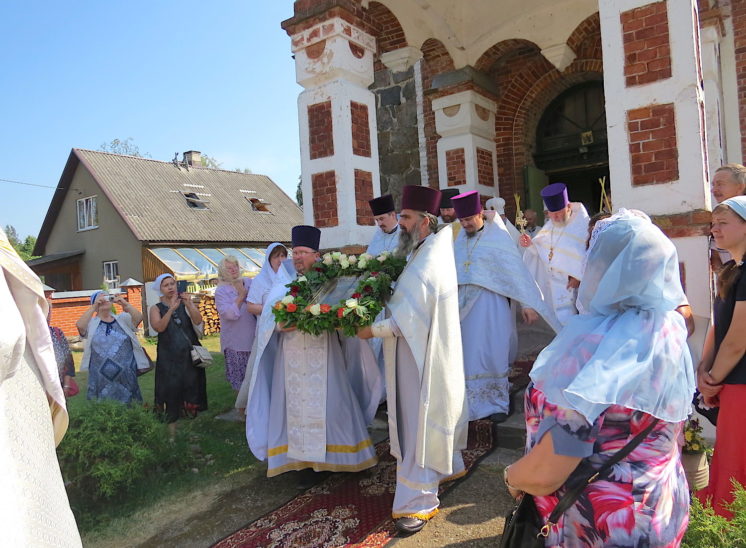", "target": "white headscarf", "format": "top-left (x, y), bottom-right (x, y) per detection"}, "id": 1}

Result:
top-left (246, 243), bottom-right (290, 307)
top-left (152, 273), bottom-right (174, 297)
top-left (530, 210), bottom-right (695, 424)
